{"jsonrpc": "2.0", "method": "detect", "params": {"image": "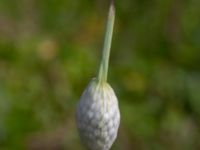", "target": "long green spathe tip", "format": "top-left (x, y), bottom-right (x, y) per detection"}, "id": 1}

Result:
top-left (98, 0), bottom-right (115, 83)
